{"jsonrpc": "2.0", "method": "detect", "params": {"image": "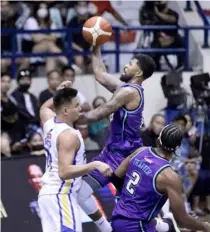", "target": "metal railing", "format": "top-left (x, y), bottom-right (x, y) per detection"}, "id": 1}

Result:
top-left (1, 25), bottom-right (210, 78)
top-left (185, 1), bottom-right (210, 48)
